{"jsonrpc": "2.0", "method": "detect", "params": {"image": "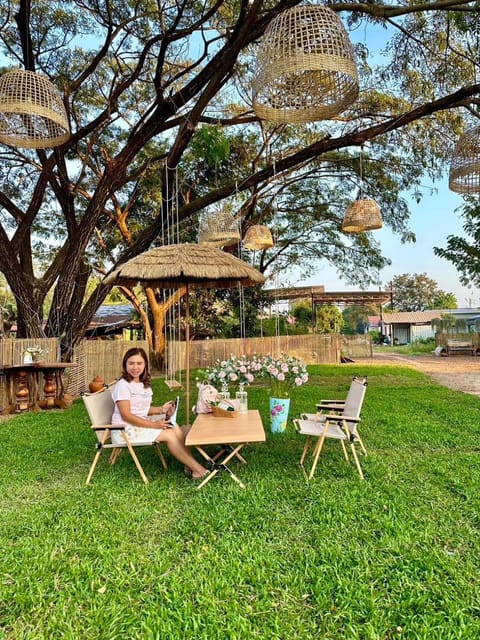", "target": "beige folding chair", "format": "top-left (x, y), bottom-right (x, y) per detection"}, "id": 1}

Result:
top-left (295, 377), bottom-right (368, 480)
top-left (300, 375), bottom-right (367, 422)
top-left (82, 381), bottom-right (168, 485)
